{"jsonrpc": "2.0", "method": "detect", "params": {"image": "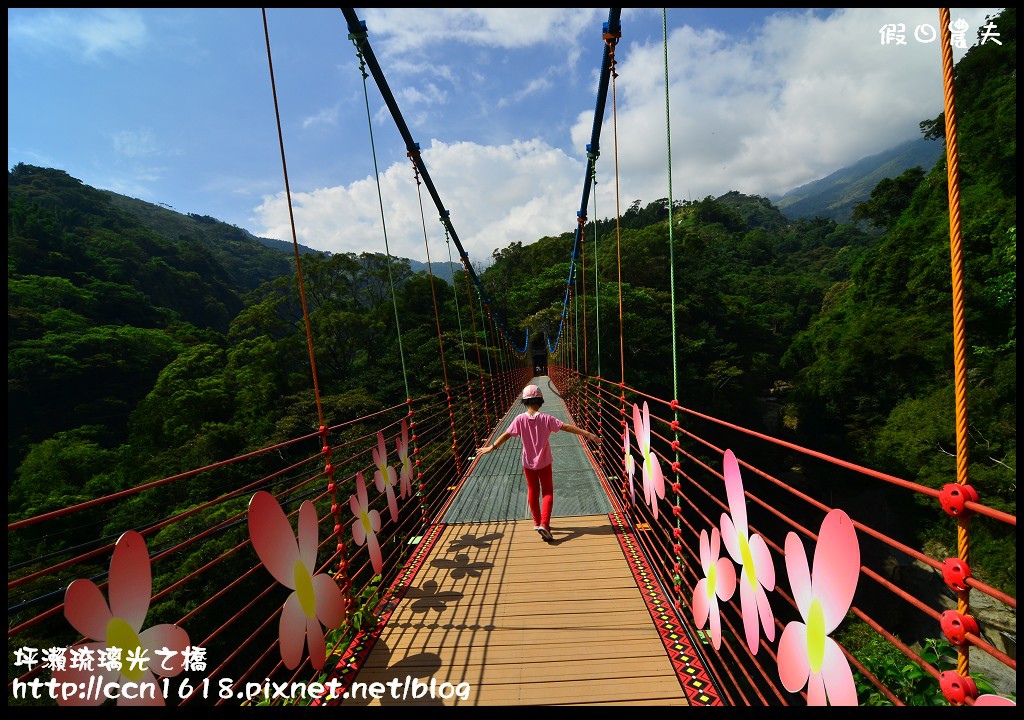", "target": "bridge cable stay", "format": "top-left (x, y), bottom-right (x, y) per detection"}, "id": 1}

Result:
top-left (259, 9), bottom-right (354, 616)
top-left (658, 8), bottom-right (688, 616)
top-left (446, 229), bottom-right (493, 430)
top-left (547, 9), bottom-right (620, 359)
top-left (404, 149), bottom-right (463, 476)
top-left (938, 6), bottom-right (973, 683)
top-left (591, 156), bottom-right (602, 381)
top-left (340, 8), bottom-right (530, 384)
top-left (344, 21), bottom-right (438, 537)
top-left (443, 221), bottom-right (482, 445)
top-left (473, 282), bottom-right (498, 424)
top-left (603, 20), bottom-right (628, 429)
